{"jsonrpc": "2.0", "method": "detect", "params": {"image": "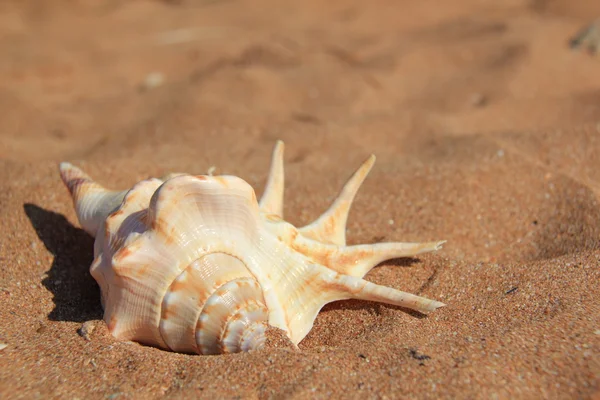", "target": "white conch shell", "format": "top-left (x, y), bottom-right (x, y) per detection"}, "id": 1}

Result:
top-left (59, 141), bottom-right (446, 355)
